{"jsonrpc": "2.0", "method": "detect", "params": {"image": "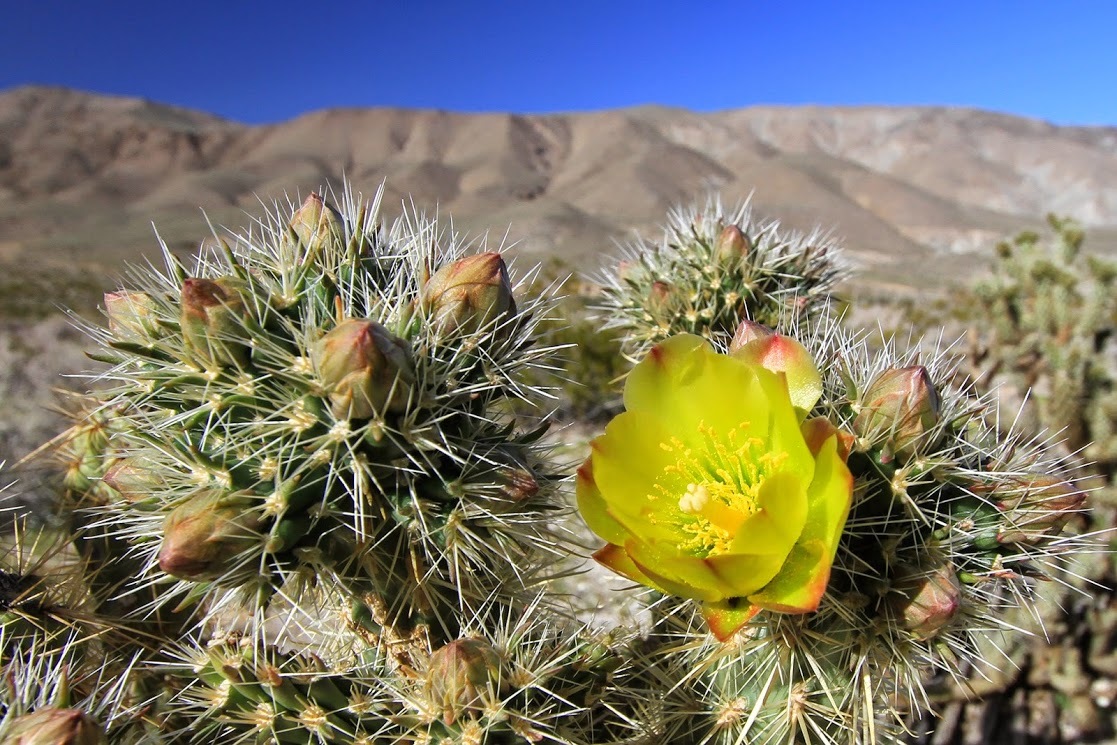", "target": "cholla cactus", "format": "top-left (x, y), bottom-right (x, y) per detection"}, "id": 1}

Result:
top-left (596, 197), bottom-right (846, 361)
top-left (0, 185), bottom-right (646, 743)
top-left (69, 186), bottom-right (568, 648)
top-left (581, 242), bottom-right (1094, 742)
top-left (970, 214), bottom-right (1117, 484)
